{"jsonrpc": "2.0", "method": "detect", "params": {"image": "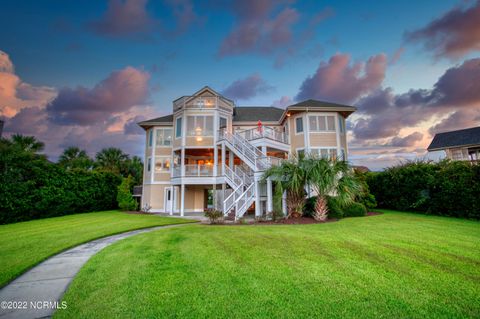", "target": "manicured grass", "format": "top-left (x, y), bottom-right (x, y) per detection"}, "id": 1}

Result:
top-left (0, 211), bottom-right (195, 287)
top-left (56, 210), bottom-right (480, 318)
